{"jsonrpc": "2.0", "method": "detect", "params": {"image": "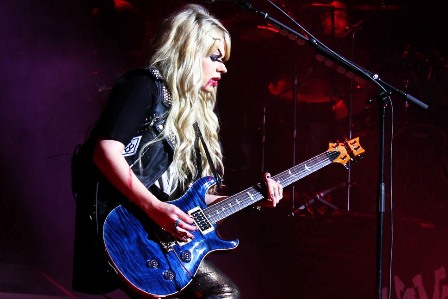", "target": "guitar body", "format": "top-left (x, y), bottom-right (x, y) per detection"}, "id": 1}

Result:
top-left (103, 176), bottom-right (239, 297)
